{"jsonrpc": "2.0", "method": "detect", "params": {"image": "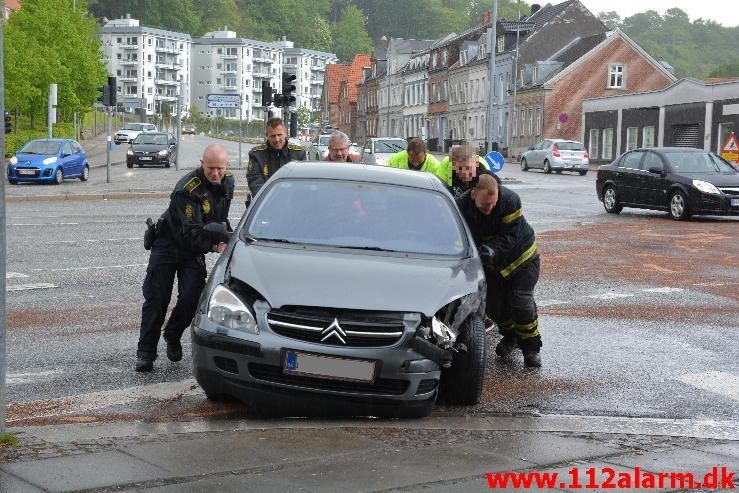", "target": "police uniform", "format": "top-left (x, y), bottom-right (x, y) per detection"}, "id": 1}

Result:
top-left (435, 156), bottom-right (499, 198)
top-left (246, 142), bottom-right (306, 196)
top-left (136, 167), bottom-right (235, 366)
top-left (456, 186), bottom-right (542, 365)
